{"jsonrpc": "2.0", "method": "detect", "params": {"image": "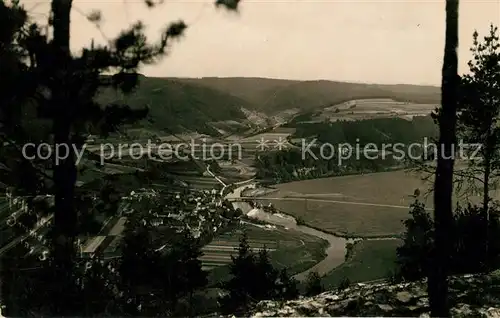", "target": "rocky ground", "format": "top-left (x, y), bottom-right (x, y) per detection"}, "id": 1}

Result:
top-left (249, 272), bottom-right (500, 317)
